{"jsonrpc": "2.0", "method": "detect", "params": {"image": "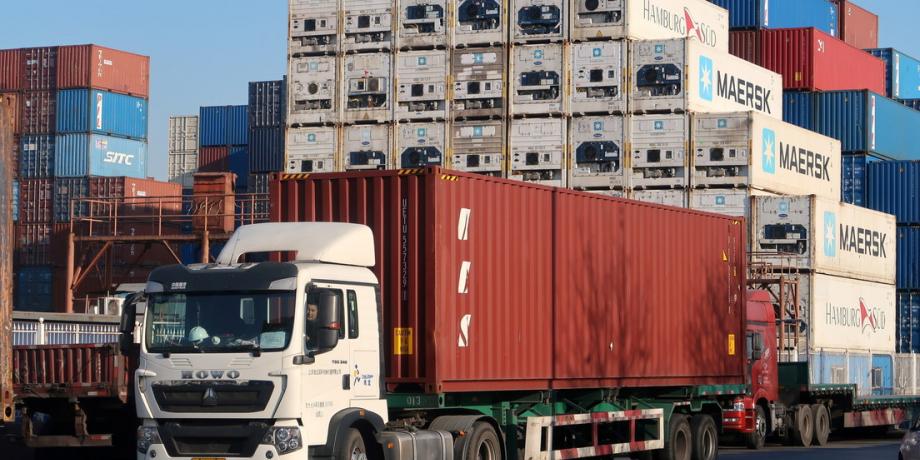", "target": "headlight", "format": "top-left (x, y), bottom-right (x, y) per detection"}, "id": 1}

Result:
top-left (137, 426), bottom-right (162, 454)
top-left (263, 427), bottom-right (303, 455)
top-left (733, 400), bottom-right (746, 412)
